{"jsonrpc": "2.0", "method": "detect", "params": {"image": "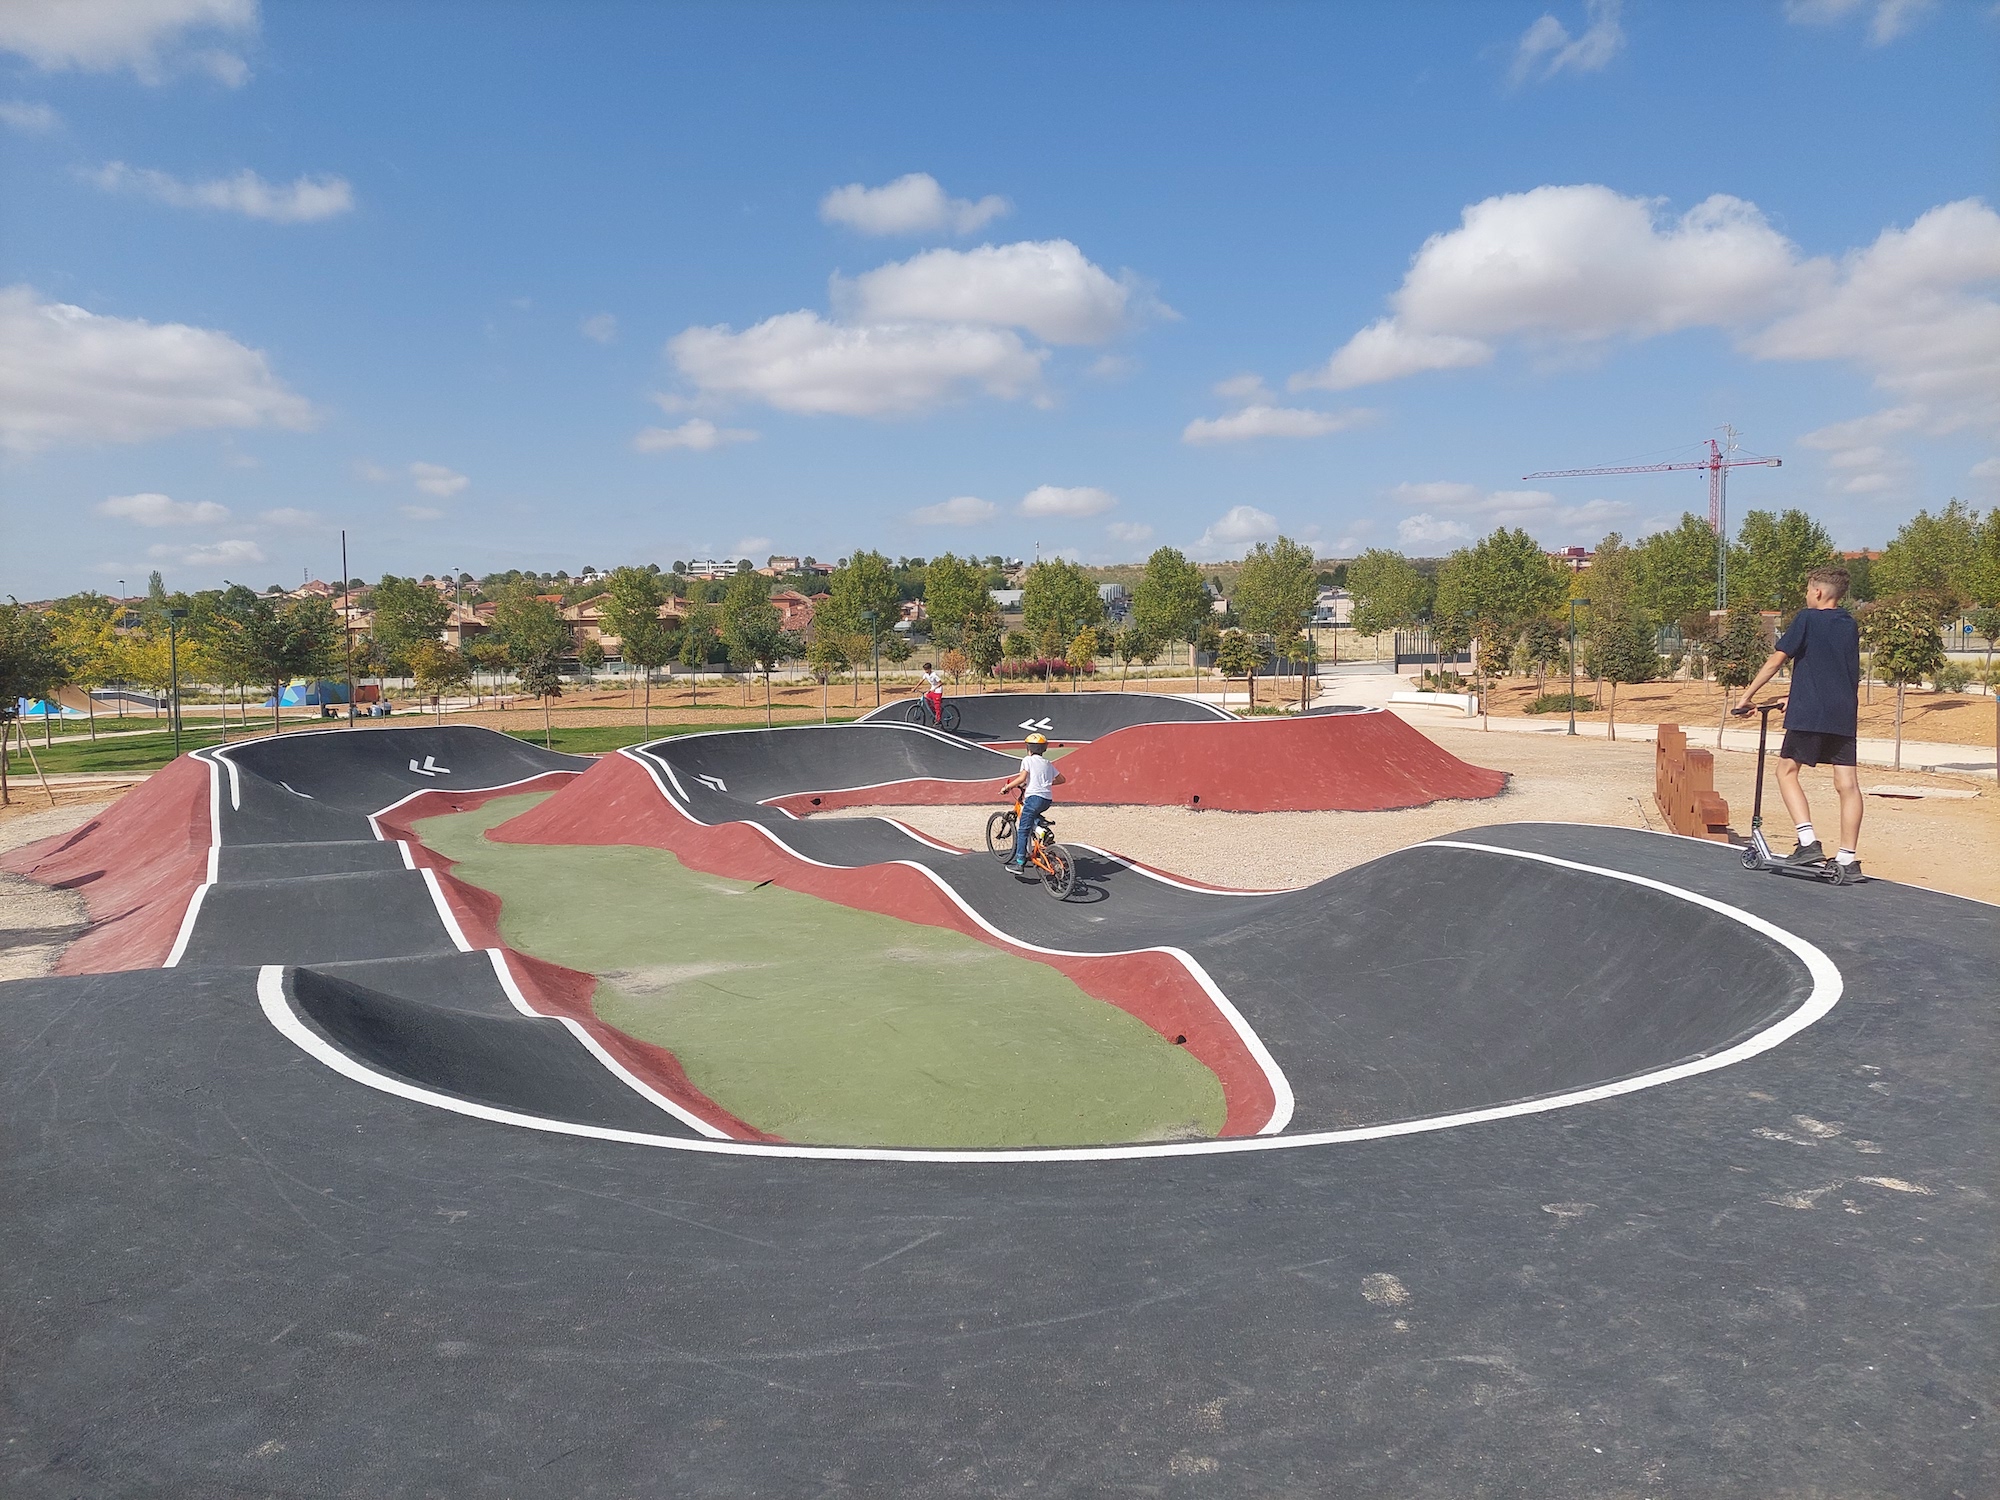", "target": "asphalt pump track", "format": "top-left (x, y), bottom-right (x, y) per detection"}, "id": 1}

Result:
top-left (2, 700), bottom-right (1992, 1497)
